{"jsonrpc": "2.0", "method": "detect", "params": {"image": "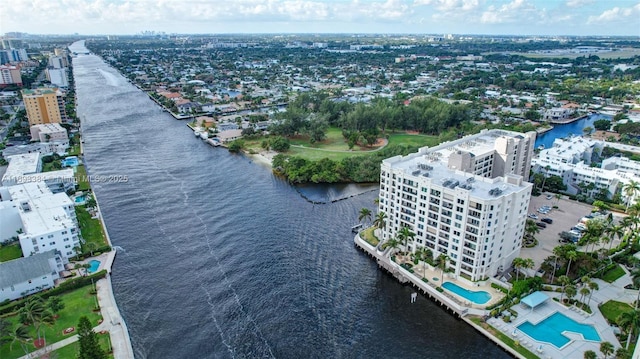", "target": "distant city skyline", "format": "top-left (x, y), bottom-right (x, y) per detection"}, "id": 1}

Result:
top-left (2, 0), bottom-right (639, 37)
